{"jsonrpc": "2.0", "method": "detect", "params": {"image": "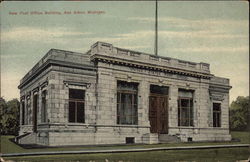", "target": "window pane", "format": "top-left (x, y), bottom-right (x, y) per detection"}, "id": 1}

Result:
top-left (182, 107), bottom-right (189, 126)
top-left (150, 85), bottom-right (169, 95)
top-left (117, 81), bottom-right (138, 125)
top-left (213, 103), bottom-right (221, 111)
top-left (181, 99), bottom-right (189, 107)
top-left (121, 93), bottom-right (126, 104)
top-left (41, 91), bottom-right (47, 123)
top-left (217, 113), bottom-right (221, 127)
top-left (22, 102), bottom-right (25, 125)
top-left (132, 104), bottom-right (137, 117)
top-left (69, 89), bottom-right (85, 100)
top-left (117, 115), bottom-right (120, 124)
top-left (77, 102), bottom-right (85, 123)
top-left (120, 103), bottom-right (125, 117)
top-left (120, 117), bottom-right (126, 124)
top-left (178, 89), bottom-right (194, 127)
top-left (117, 103), bottom-right (121, 115)
top-left (213, 103), bottom-right (221, 127)
top-left (69, 102), bottom-right (75, 122)
top-left (125, 116), bottom-right (132, 124)
top-left (124, 94), bottom-right (132, 111)
top-left (117, 81), bottom-right (138, 91)
top-left (213, 113), bottom-right (216, 127)
top-left (133, 94), bottom-right (137, 105)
